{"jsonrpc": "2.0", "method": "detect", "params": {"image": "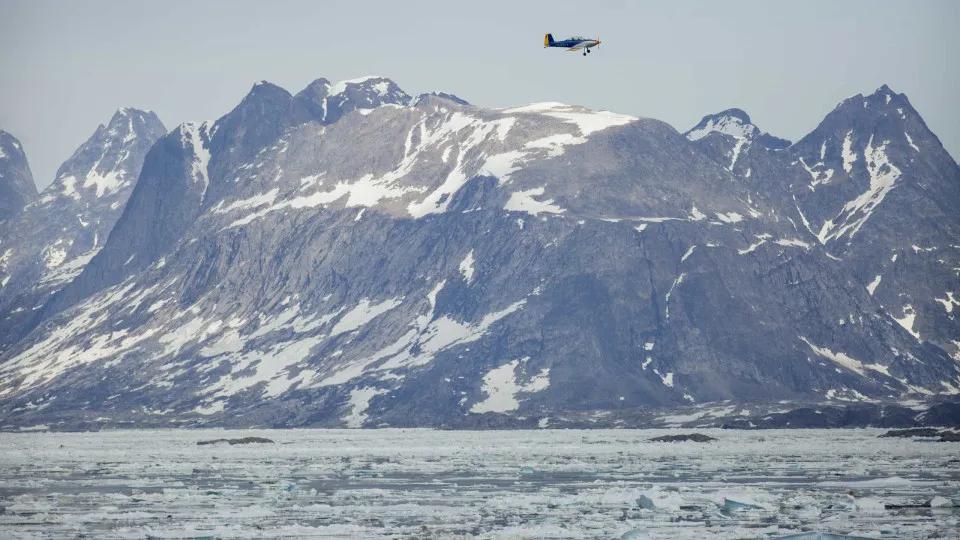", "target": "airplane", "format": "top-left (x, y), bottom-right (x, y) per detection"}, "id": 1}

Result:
top-left (543, 34), bottom-right (601, 56)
